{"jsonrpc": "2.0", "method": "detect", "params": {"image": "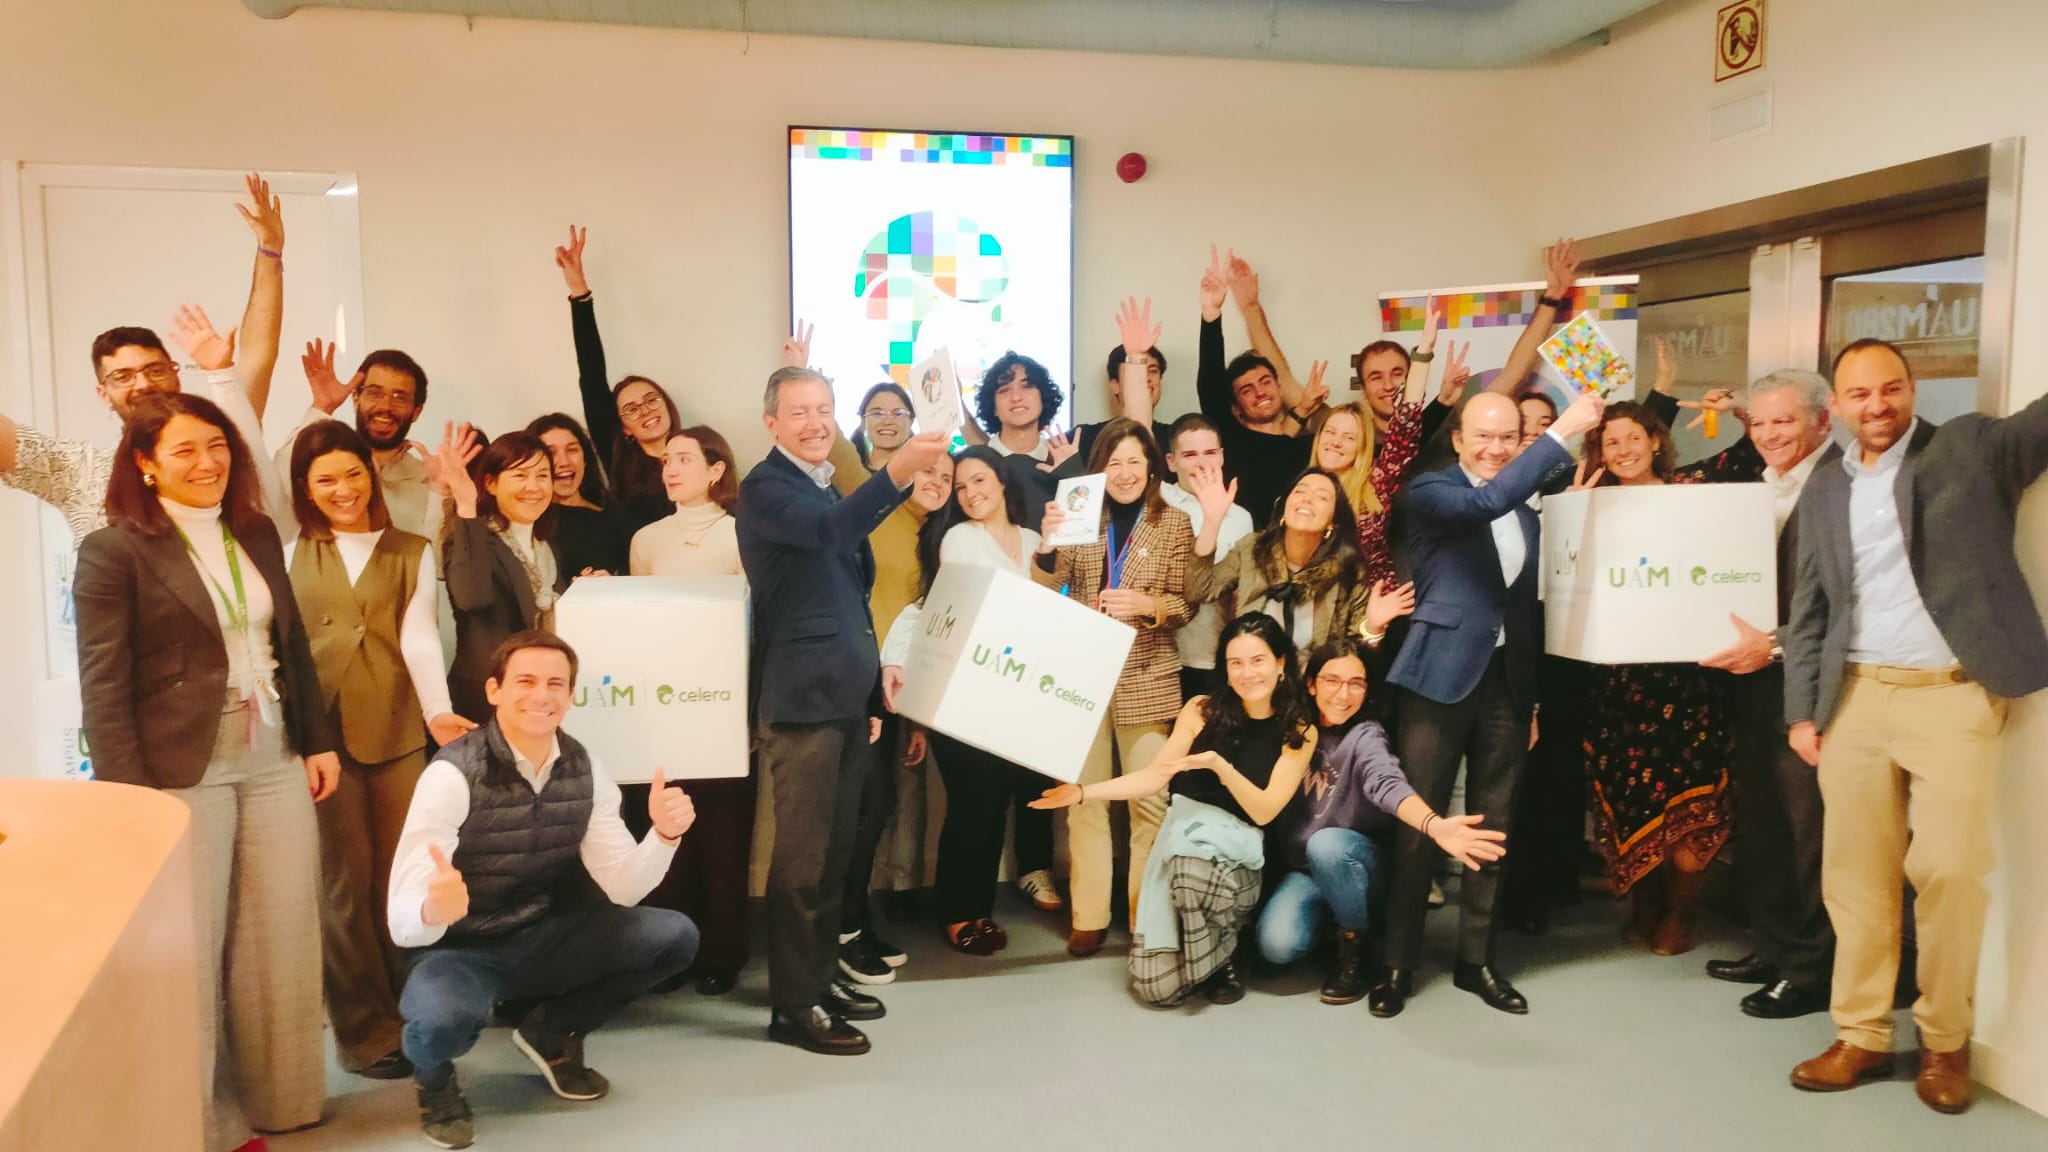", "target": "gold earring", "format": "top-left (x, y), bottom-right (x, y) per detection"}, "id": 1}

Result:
top-left (143, 472), bottom-right (157, 488)
top-left (1322, 525), bottom-right (1332, 540)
